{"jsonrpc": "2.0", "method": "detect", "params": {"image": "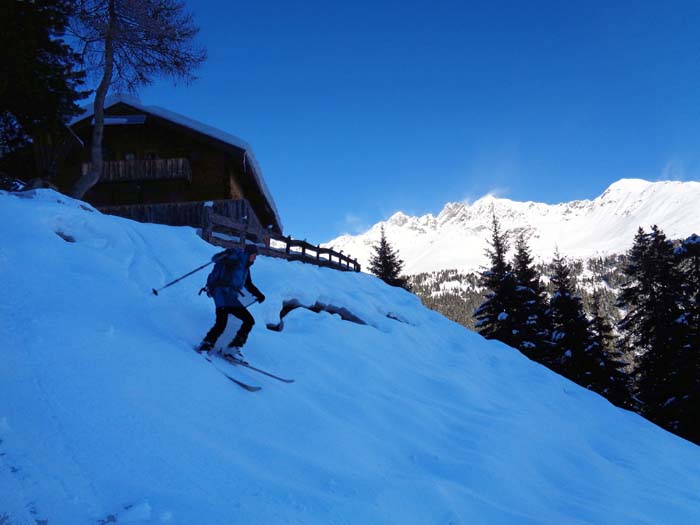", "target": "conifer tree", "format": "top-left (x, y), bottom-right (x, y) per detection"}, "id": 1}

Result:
top-left (546, 251), bottom-right (595, 379)
top-left (617, 226), bottom-right (685, 431)
top-left (474, 215), bottom-right (519, 347)
top-left (368, 226), bottom-right (408, 288)
top-left (671, 233), bottom-right (700, 442)
top-left (0, 0), bottom-right (87, 176)
top-left (588, 291), bottom-right (629, 406)
top-left (676, 234), bottom-right (700, 357)
top-left (511, 233), bottom-right (550, 358)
